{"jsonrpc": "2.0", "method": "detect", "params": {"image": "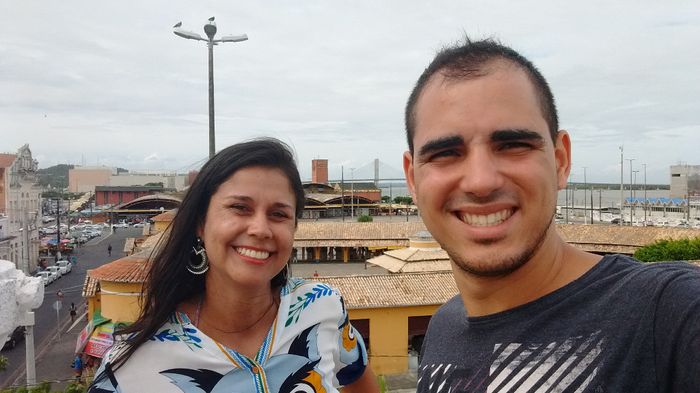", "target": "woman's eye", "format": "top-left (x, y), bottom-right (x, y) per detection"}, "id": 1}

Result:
top-left (271, 211), bottom-right (290, 219)
top-left (230, 204), bottom-right (250, 212)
